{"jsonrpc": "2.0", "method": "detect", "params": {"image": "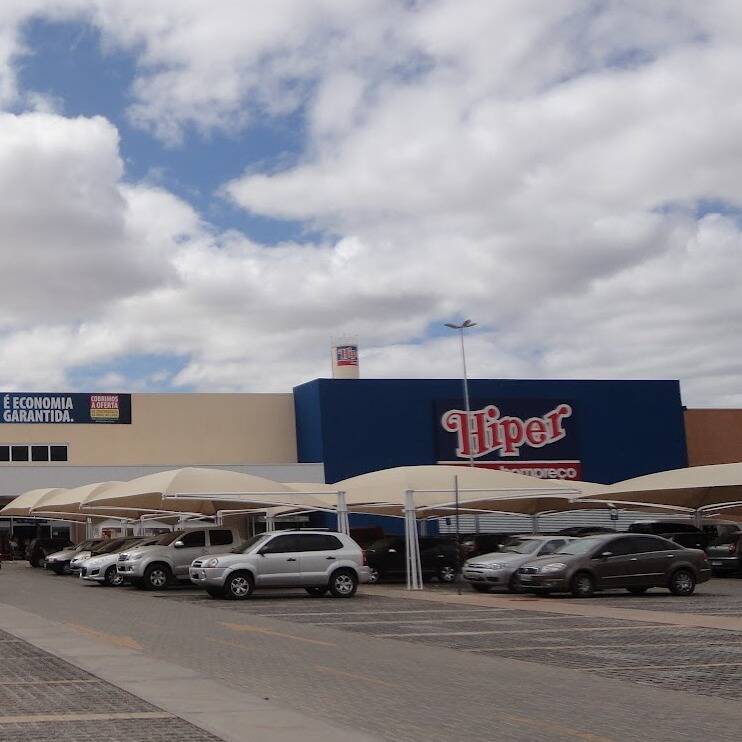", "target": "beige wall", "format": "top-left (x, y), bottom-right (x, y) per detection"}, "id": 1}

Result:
top-left (0, 393), bottom-right (298, 466)
top-left (685, 409), bottom-right (742, 466)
